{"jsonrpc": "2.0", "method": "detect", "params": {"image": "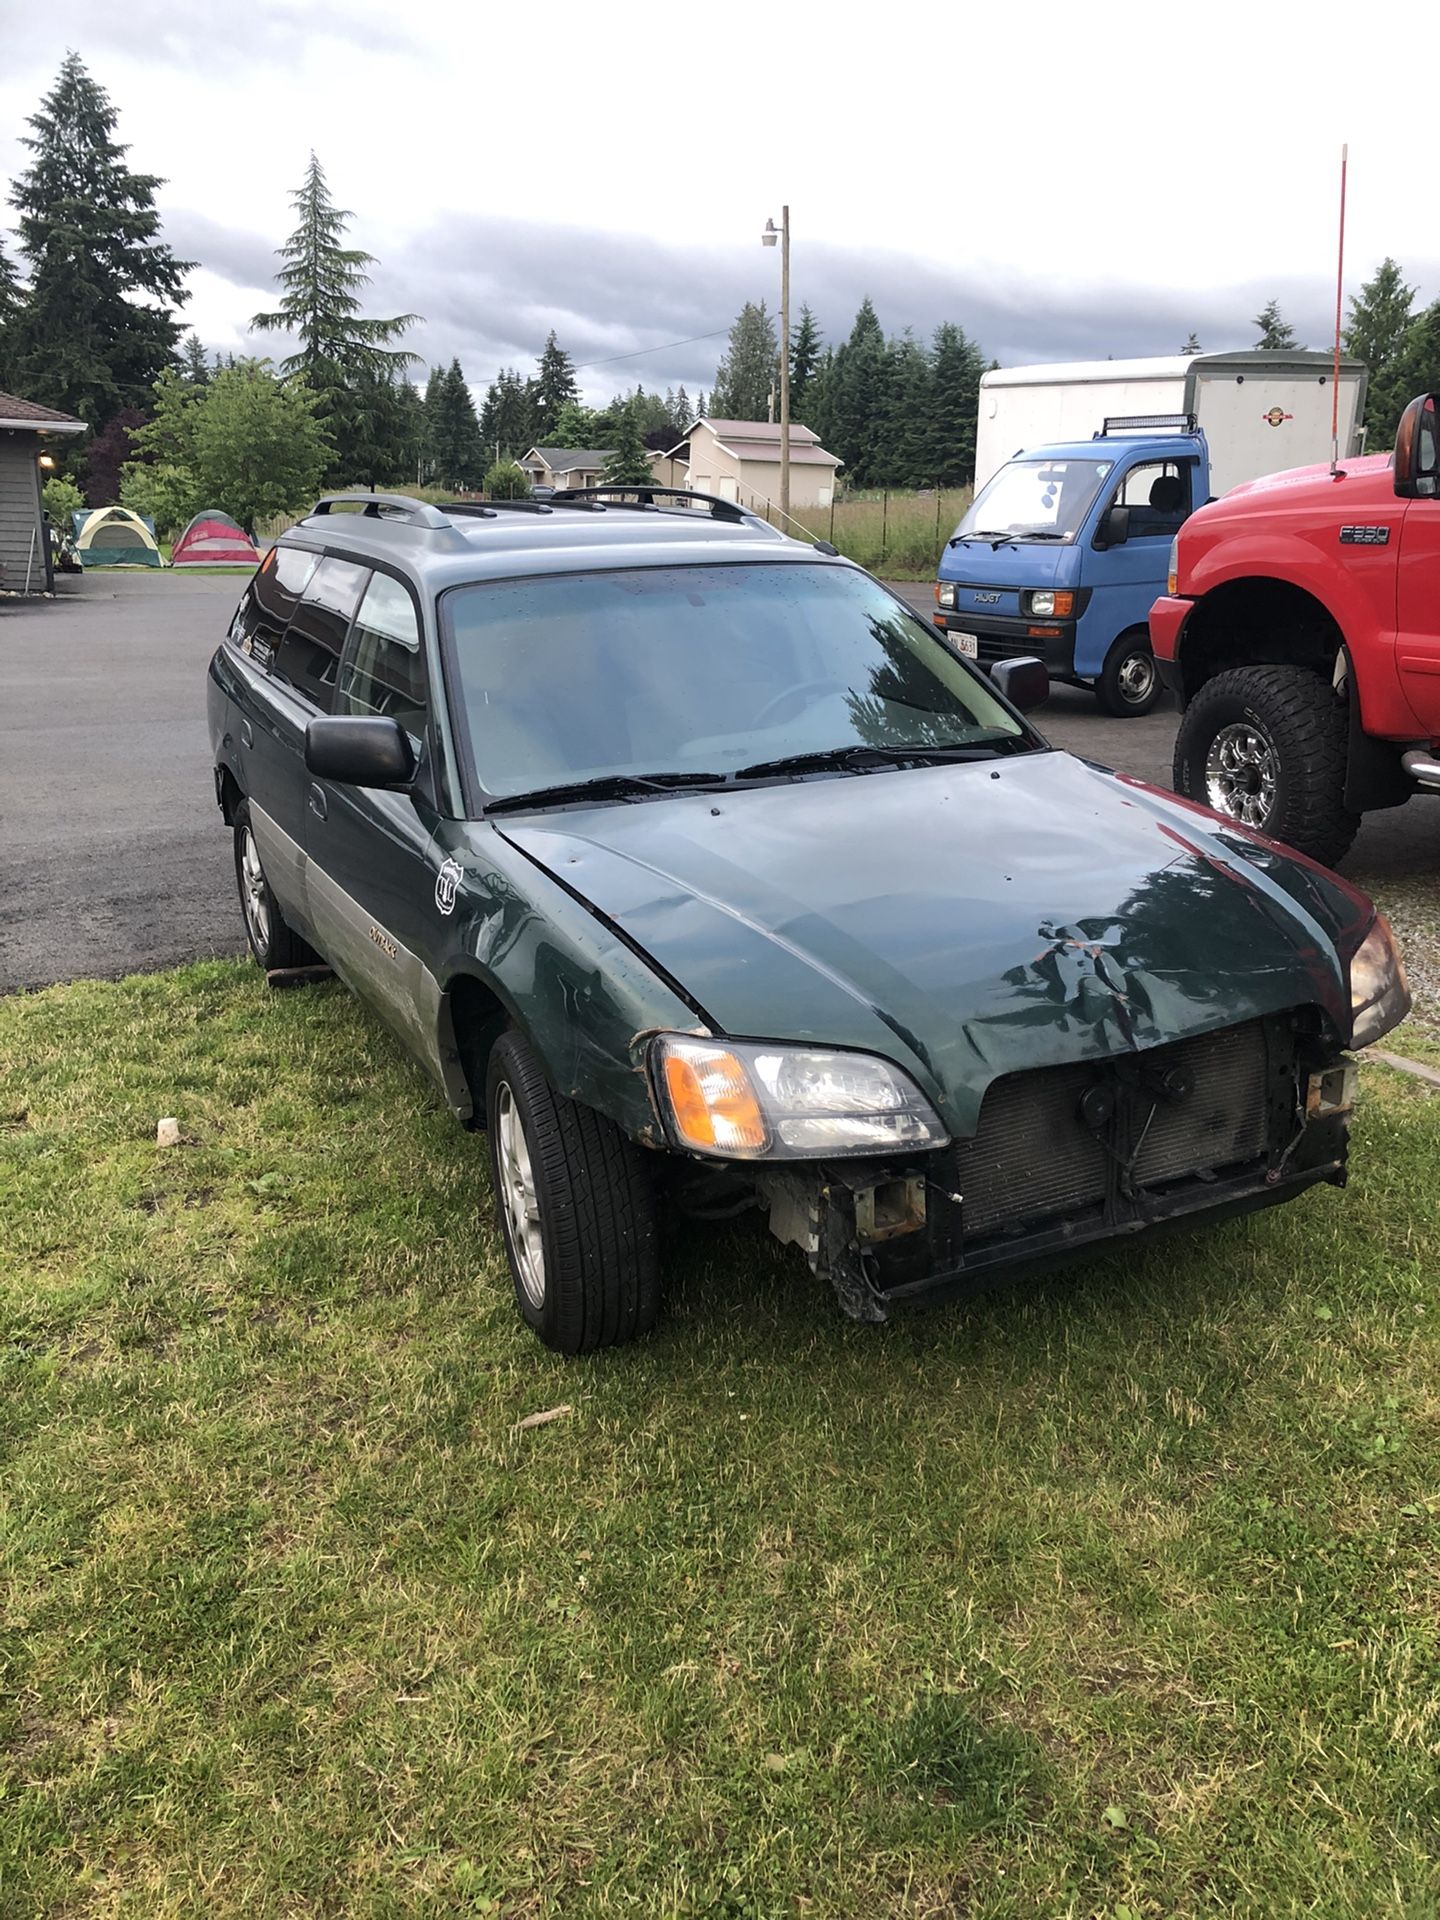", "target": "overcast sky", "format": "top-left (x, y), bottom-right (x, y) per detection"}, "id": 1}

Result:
top-left (4, 0), bottom-right (1439, 404)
